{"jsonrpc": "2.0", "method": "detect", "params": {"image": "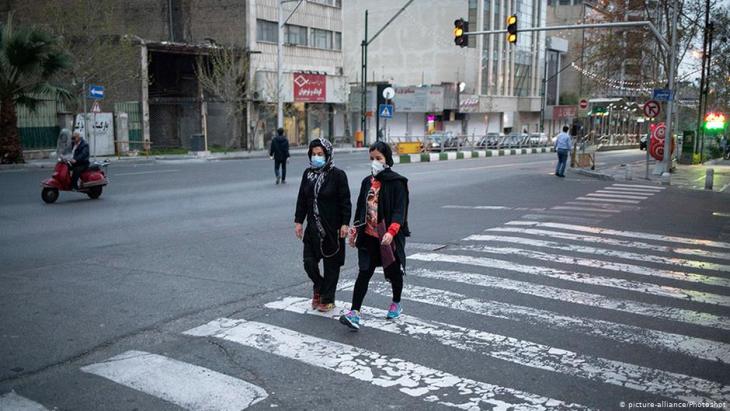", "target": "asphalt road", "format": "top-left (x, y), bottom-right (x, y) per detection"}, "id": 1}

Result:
top-left (1, 149), bottom-right (729, 410)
